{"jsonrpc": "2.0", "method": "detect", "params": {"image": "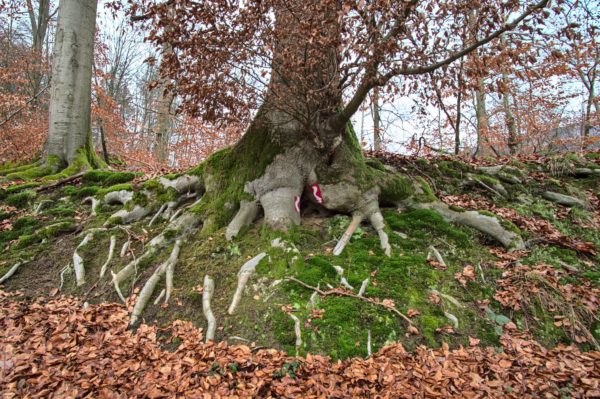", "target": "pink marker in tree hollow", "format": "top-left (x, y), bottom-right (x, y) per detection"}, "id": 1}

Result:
top-left (294, 196), bottom-right (301, 213)
top-left (310, 182), bottom-right (323, 204)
